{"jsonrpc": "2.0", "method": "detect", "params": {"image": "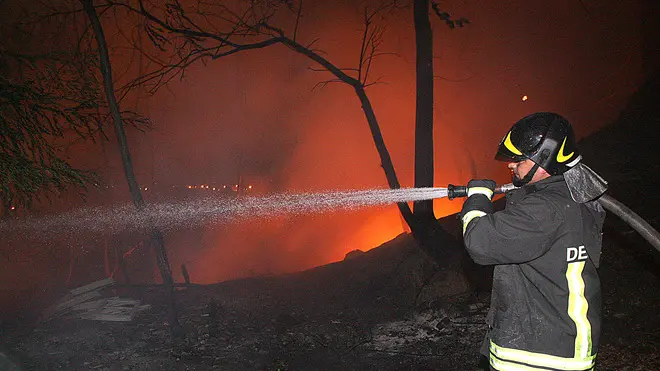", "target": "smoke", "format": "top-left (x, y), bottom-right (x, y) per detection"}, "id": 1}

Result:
top-left (126, 0), bottom-right (647, 283)
top-left (1, 0), bottom-right (647, 288)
